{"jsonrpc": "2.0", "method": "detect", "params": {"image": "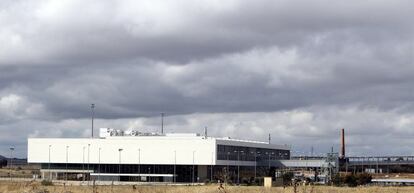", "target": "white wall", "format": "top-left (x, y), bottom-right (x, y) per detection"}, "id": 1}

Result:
top-left (28, 137), bottom-right (217, 165)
